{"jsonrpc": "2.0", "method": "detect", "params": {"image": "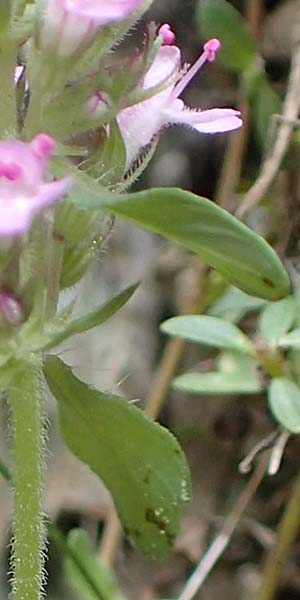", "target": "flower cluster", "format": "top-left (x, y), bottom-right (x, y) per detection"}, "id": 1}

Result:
top-left (0, 1), bottom-right (242, 239)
